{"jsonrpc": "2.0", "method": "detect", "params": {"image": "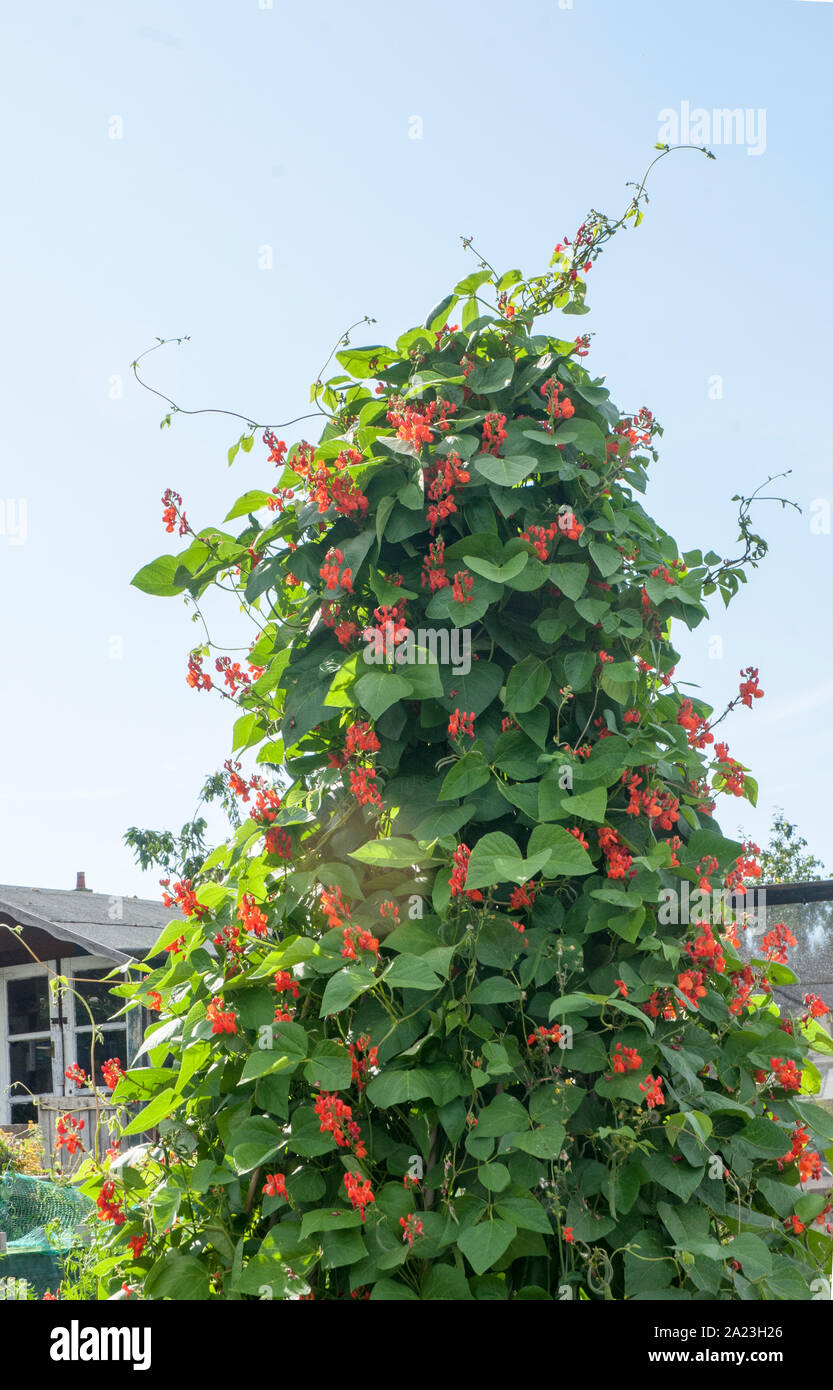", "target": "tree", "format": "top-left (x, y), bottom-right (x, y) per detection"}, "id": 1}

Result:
top-left (74, 150), bottom-right (833, 1302)
top-left (759, 810), bottom-right (827, 886)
